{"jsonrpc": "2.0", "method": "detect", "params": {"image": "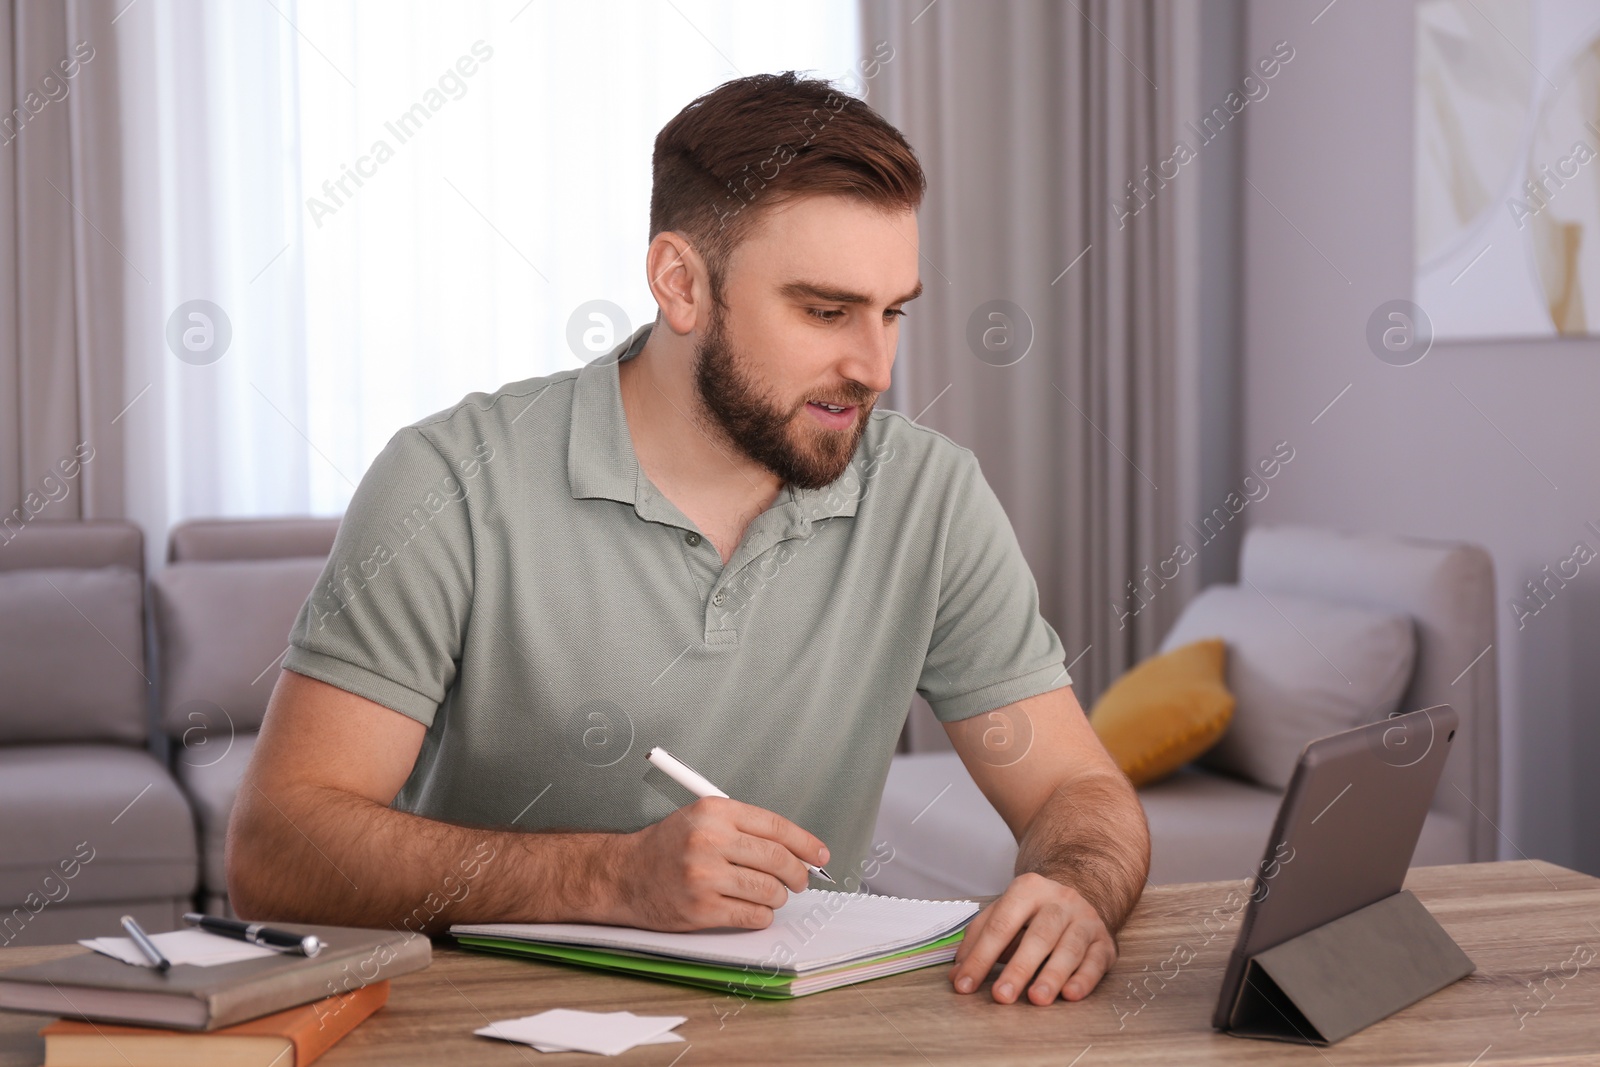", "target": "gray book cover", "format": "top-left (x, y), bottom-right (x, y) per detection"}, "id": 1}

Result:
top-left (0, 923), bottom-right (431, 1031)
